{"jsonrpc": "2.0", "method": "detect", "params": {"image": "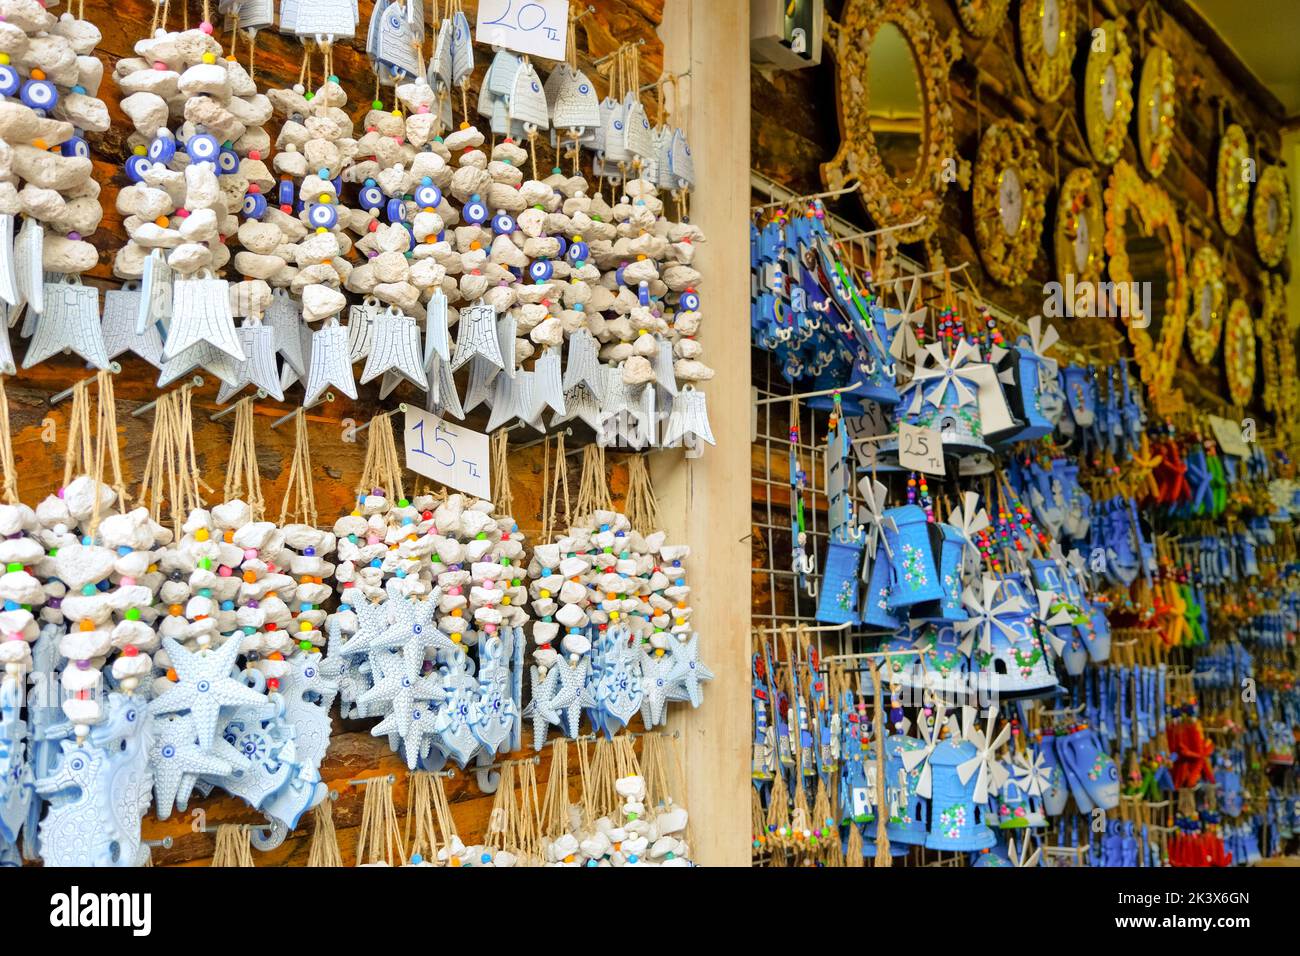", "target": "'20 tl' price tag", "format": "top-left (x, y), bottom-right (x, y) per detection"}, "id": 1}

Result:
top-left (475, 0), bottom-right (569, 60)
top-left (403, 406), bottom-right (491, 499)
top-left (897, 422), bottom-right (945, 476)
